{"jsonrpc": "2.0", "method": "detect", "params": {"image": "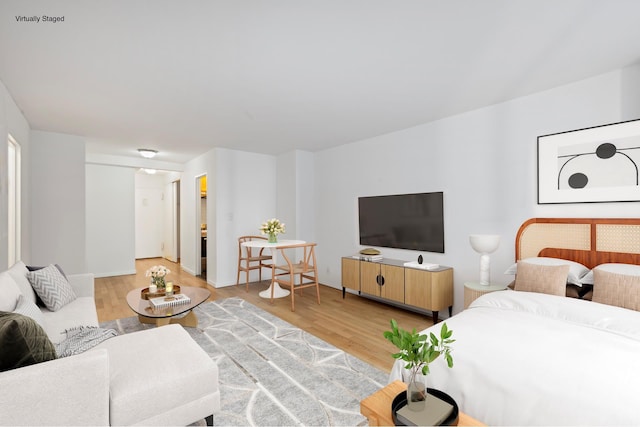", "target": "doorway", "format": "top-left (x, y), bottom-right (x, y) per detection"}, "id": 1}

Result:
top-left (196, 175), bottom-right (207, 279)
